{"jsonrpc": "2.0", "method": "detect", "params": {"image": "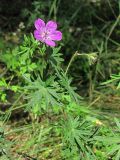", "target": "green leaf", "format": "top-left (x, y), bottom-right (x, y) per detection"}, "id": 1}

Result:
top-left (24, 76), bottom-right (62, 112)
top-left (50, 46), bottom-right (63, 69)
top-left (56, 70), bottom-right (82, 103)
